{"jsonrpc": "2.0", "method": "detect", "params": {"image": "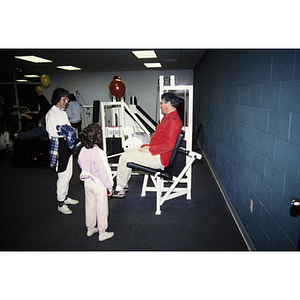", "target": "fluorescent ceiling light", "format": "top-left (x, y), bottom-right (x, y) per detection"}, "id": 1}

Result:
top-left (15, 55), bottom-right (52, 63)
top-left (56, 65), bottom-right (81, 71)
top-left (144, 63), bottom-right (162, 68)
top-left (132, 50), bottom-right (157, 59)
top-left (16, 79), bottom-right (28, 82)
top-left (24, 75), bottom-right (40, 78)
